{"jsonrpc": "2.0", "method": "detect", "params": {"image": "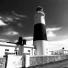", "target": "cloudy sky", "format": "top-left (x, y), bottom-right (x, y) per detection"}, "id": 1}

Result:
top-left (0, 0), bottom-right (68, 42)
